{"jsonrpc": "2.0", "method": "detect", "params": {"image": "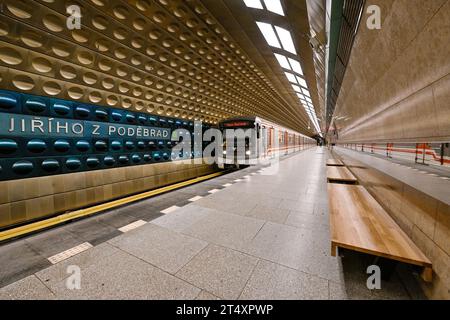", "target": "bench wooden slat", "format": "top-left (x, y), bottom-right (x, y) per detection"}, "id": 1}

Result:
top-left (327, 159), bottom-right (345, 166)
top-left (327, 166), bottom-right (358, 183)
top-left (328, 184), bottom-right (432, 281)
